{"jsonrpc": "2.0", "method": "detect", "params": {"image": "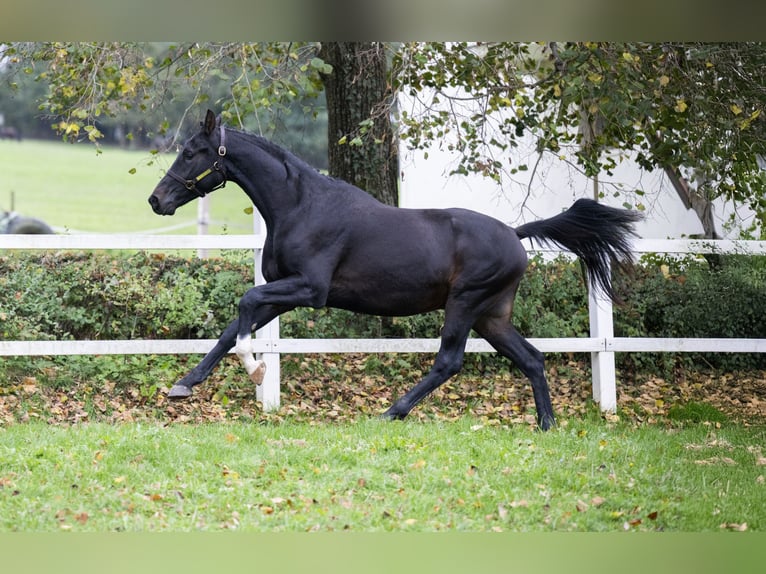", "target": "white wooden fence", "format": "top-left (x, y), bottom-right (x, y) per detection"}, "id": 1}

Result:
top-left (1, 234), bottom-right (765, 413)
